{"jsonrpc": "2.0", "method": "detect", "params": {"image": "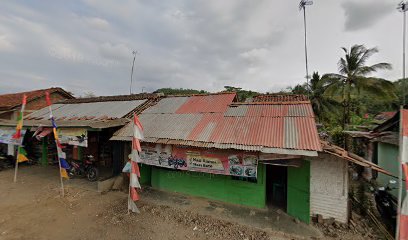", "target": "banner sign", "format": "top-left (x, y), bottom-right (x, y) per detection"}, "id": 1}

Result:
top-left (57, 128), bottom-right (88, 147)
top-left (0, 128), bottom-right (26, 145)
top-left (139, 144), bottom-right (258, 178)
